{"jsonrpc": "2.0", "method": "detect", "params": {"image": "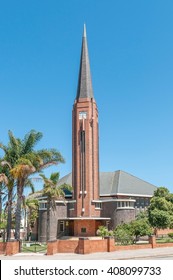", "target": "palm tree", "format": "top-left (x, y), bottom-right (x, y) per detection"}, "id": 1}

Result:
top-left (22, 197), bottom-right (39, 240)
top-left (0, 130), bottom-right (65, 240)
top-left (40, 172), bottom-right (72, 241)
top-left (0, 164), bottom-right (15, 241)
